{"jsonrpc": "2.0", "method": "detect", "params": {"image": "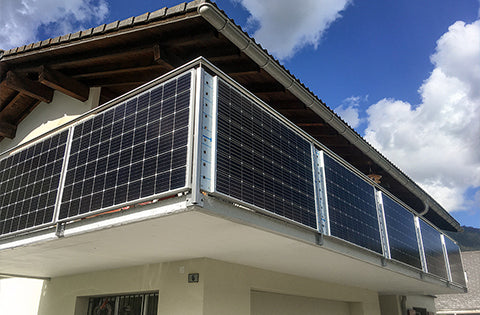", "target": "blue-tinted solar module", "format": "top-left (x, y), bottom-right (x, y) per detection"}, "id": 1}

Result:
top-left (215, 80), bottom-right (316, 228)
top-left (0, 130), bottom-right (69, 235)
top-left (444, 236), bottom-right (466, 286)
top-left (58, 72), bottom-right (191, 220)
top-left (323, 154), bottom-right (382, 253)
top-left (419, 219), bottom-right (447, 279)
top-left (382, 193), bottom-right (422, 269)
